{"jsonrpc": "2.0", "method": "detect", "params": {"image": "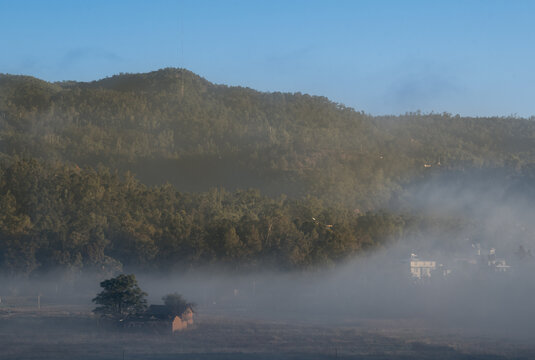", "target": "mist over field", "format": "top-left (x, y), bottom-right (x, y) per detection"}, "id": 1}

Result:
top-left (3, 0), bottom-right (535, 357)
top-left (3, 169), bottom-right (535, 335)
top-left (1, 70), bottom-right (535, 359)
